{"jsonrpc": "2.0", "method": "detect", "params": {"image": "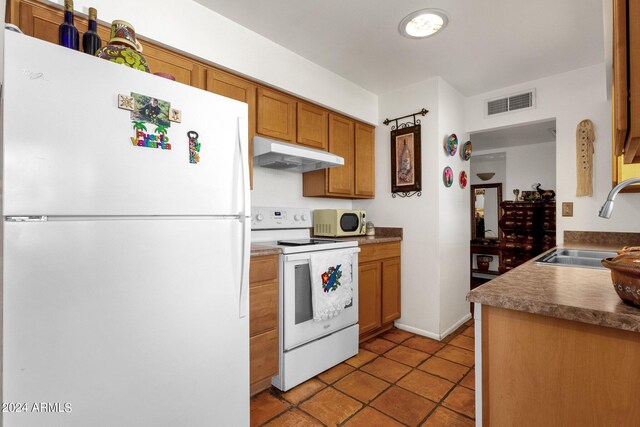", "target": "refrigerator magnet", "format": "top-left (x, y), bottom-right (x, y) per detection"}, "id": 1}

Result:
top-left (118, 94), bottom-right (134, 111)
top-left (188, 131), bottom-right (201, 164)
top-left (170, 108), bottom-right (182, 123)
top-left (131, 122), bottom-right (172, 150)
